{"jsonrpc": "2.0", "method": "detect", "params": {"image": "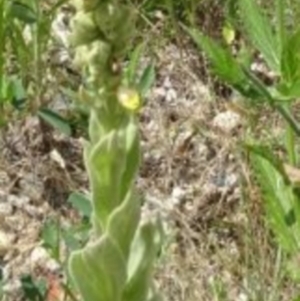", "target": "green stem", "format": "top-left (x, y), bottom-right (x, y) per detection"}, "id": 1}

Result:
top-left (0, 0), bottom-right (5, 113)
top-left (275, 104), bottom-right (300, 137)
top-left (33, 0), bottom-right (41, 109)
top-left (242, 67), bottom-right (300, 137)
top-left (283, 105), bottom-right (298, 165)
top-left (286, 123), bottom-right (297, 165)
